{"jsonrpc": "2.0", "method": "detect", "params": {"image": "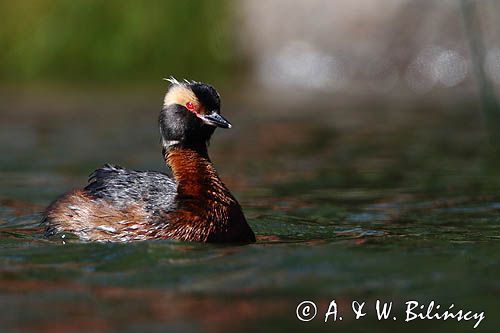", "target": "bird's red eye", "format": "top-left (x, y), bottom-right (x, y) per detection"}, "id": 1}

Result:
top-left (185, 101), bottom-right (195, 111)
